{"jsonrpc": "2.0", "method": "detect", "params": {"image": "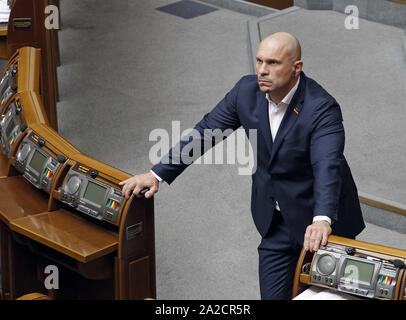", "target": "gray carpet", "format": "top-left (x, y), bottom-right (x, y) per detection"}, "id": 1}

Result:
top-left (52, 1), bottom-right (405, 299)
